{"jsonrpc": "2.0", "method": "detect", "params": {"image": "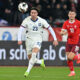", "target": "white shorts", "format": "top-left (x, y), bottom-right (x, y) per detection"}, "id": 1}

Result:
top-left (25, 37), bottom-right (42, 55)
